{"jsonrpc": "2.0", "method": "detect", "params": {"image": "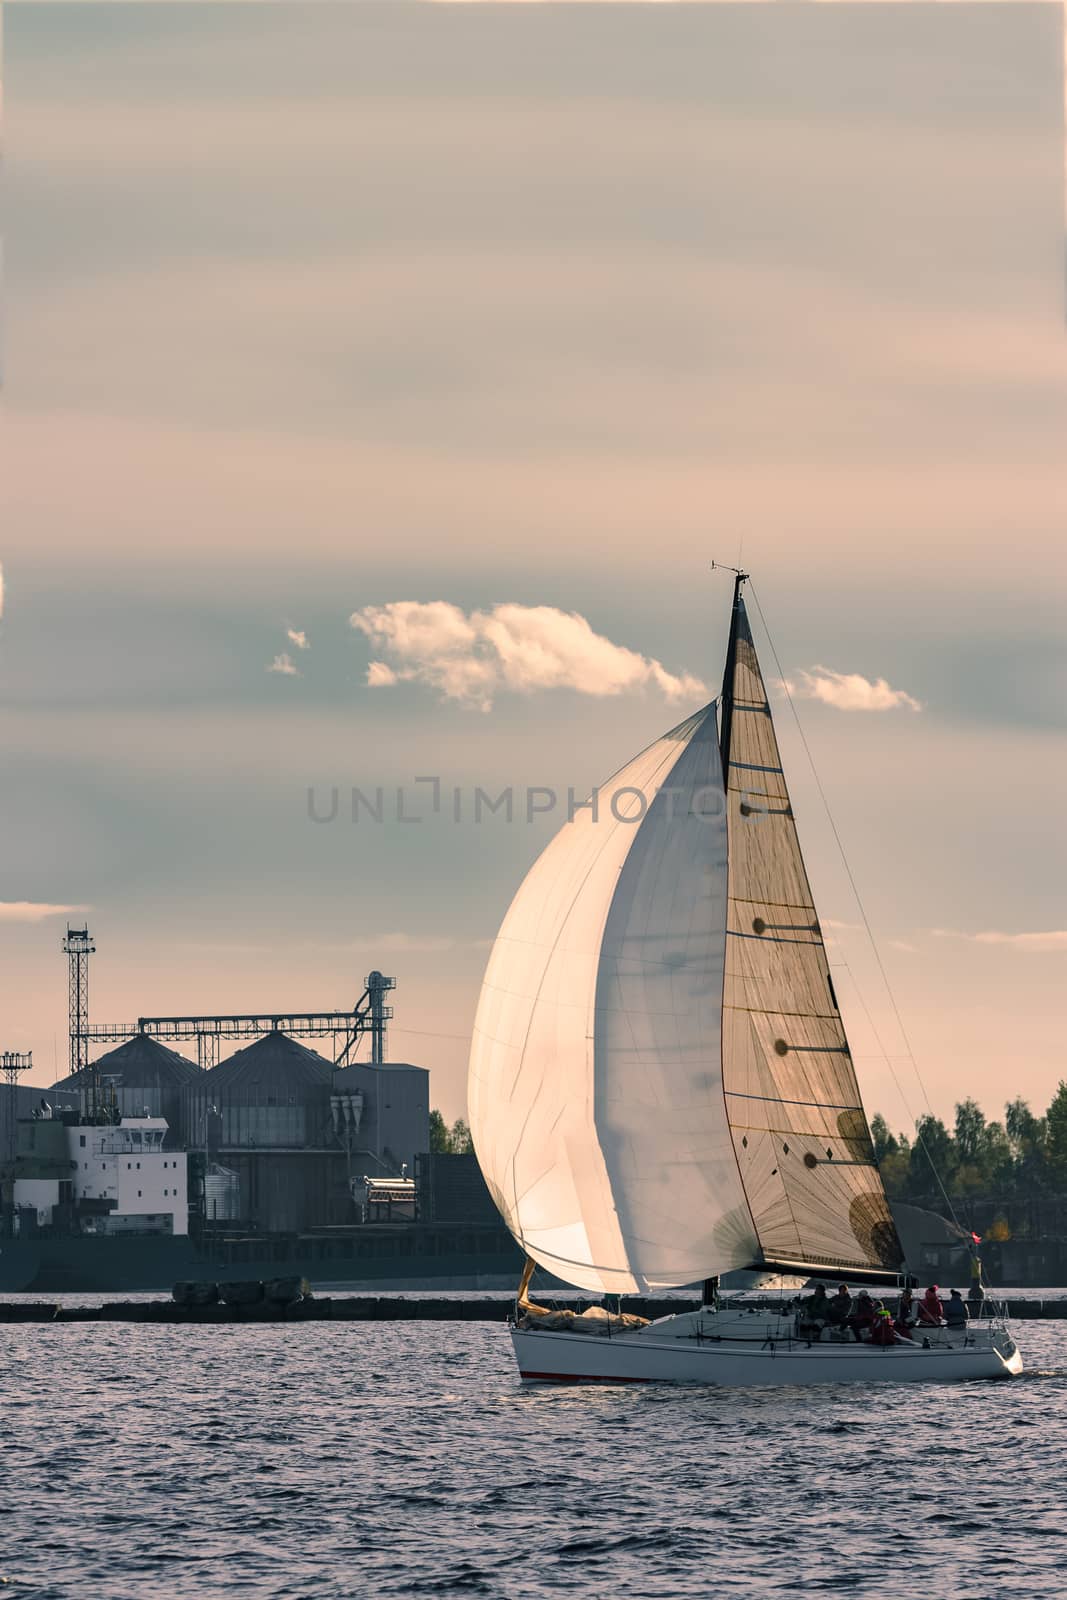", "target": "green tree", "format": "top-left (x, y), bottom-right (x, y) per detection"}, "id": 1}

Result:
top-left (1005, 1097), bottom-right (1036, 1153)
top-left (429, 1109), bottom-right (452, 1153)
top-left (979, 1120), bottom-right (1012, 1188)
top-left (908, 1115), bottom-right (955, 1199)
top-left (1045, 1082), bottom-right (1067, 1188)
top-left (1006, 1098), bottom-right (1048, 1193)
top-left (954, 1098), bottom-right (986, 1165)
top-left (449, 1118), bottom-right (474, 1154)
top-left (870, 1113), bottom-right (898, 1162)
top-left (878, 1145), bottom-right (910, 1200)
